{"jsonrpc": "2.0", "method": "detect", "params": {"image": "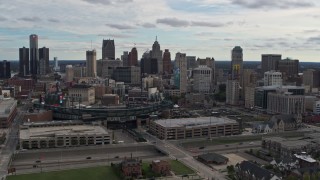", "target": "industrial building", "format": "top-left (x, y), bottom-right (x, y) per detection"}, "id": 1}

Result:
top-left (19, 121), bottom-right (111, 149)
top-left (149, 117), bottom-right (239, 140)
